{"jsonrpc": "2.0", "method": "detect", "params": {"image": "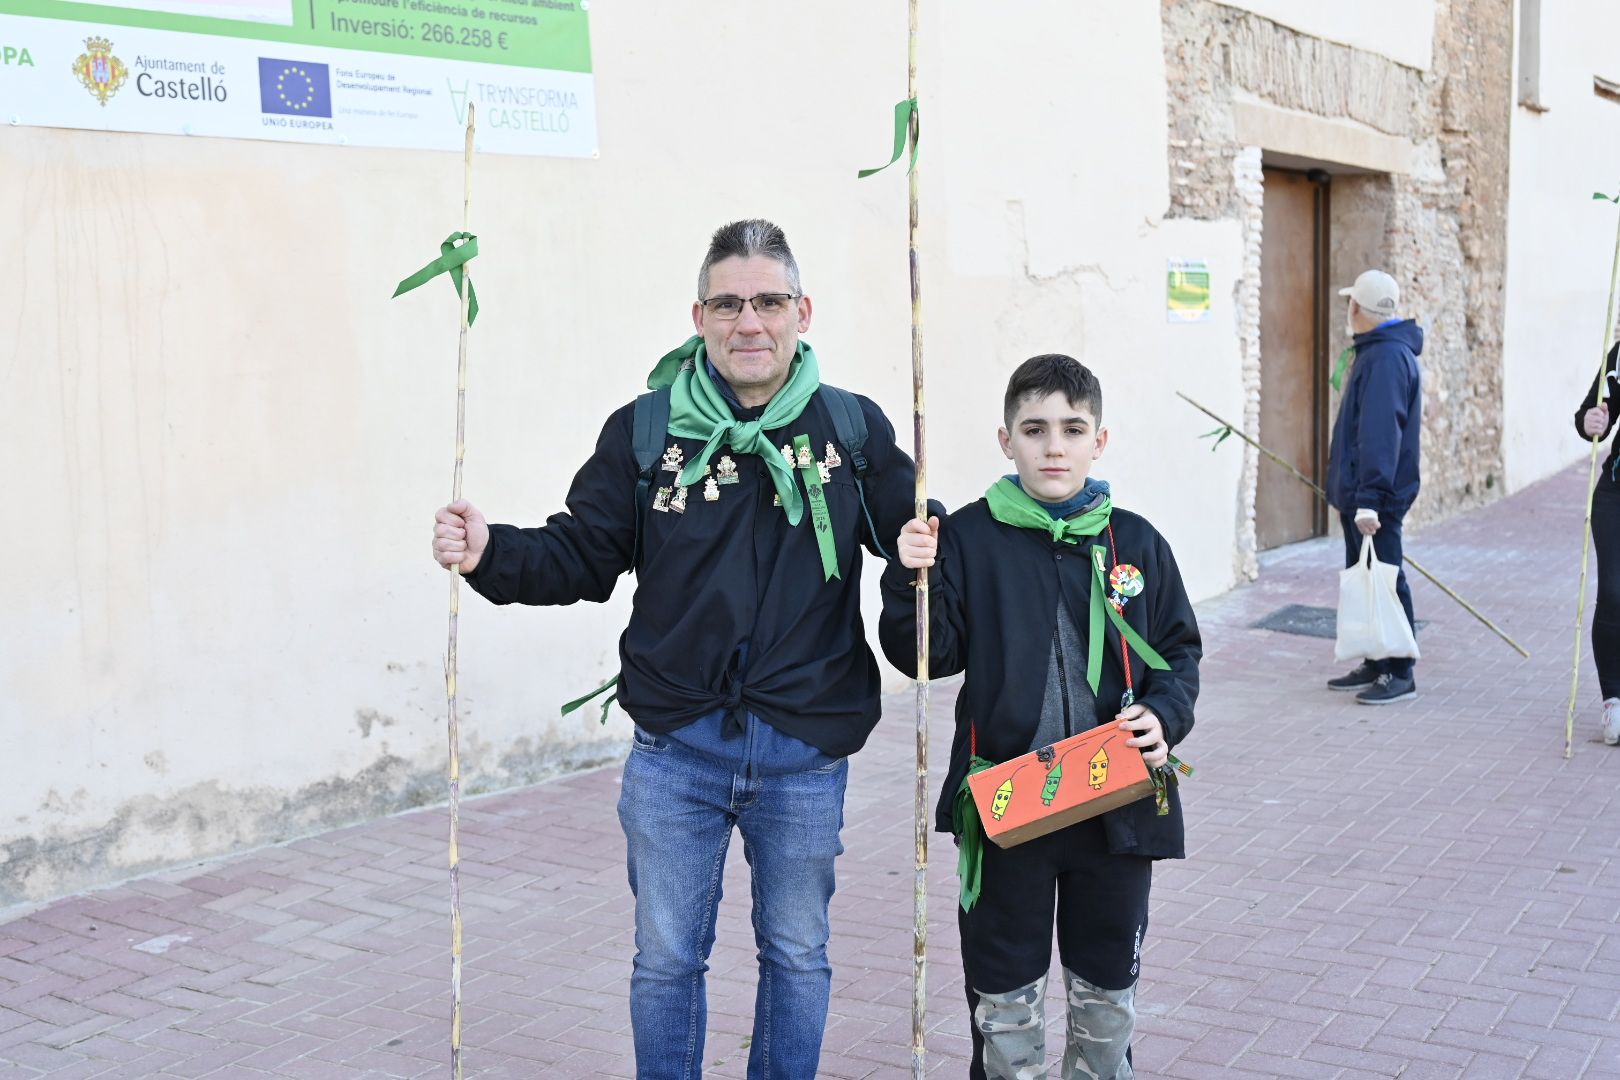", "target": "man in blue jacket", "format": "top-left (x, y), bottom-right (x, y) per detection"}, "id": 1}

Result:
top-left (1325, 269), bottom-right (1424, 705)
